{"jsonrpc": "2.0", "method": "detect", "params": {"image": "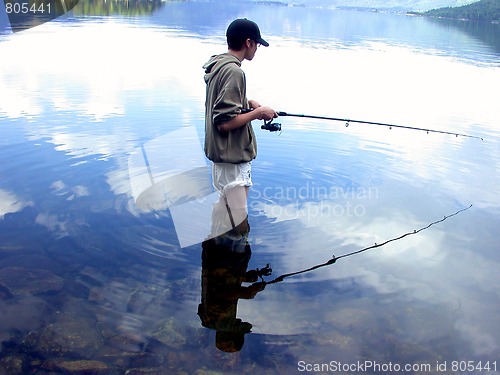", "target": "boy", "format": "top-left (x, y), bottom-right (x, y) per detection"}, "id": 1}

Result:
top-left (203, 19), bottom-right (277, 233)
